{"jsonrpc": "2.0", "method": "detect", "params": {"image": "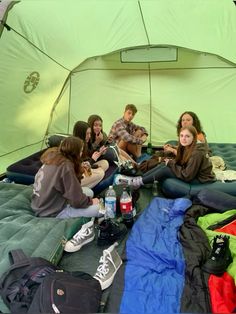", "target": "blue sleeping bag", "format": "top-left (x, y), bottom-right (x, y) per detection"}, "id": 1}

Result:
top-left (119, 197), bottom-right (192, 313)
